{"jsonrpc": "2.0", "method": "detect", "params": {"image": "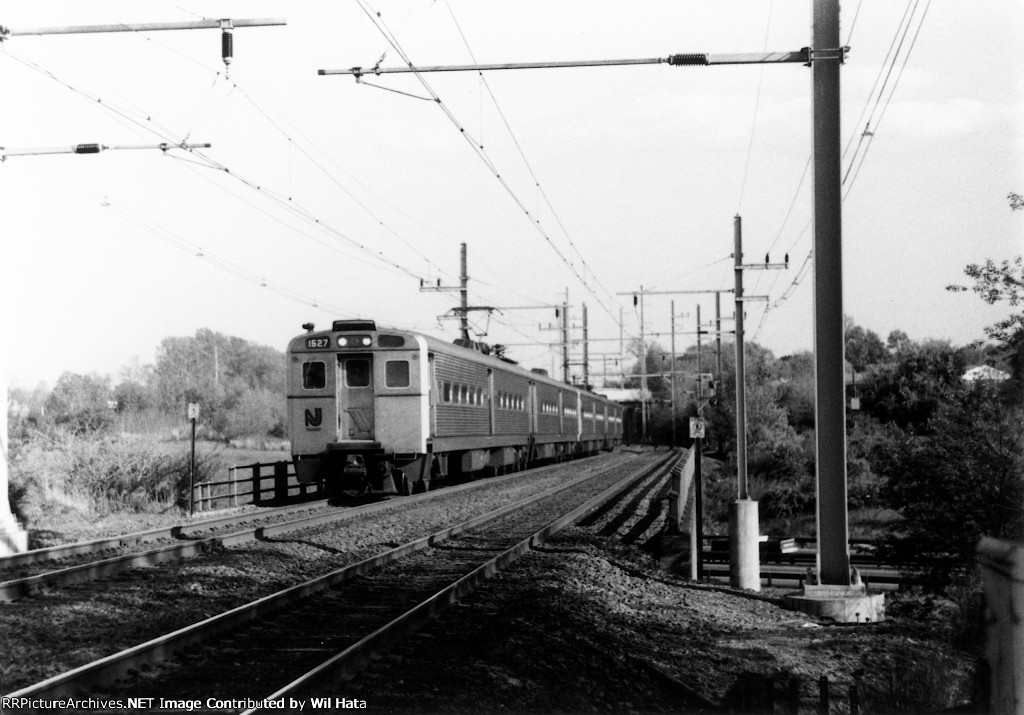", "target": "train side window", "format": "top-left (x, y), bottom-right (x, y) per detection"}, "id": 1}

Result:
top-left (303, 361), bottom-right (326, 389)
top-left (443, 382), bottom-right (452, 402)
top-left (345, 359), bottom-right (371, 387)
top-left (460, 384), bottom-right (469, 404)
top-left (385, 360), bottom-right (410, 388)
